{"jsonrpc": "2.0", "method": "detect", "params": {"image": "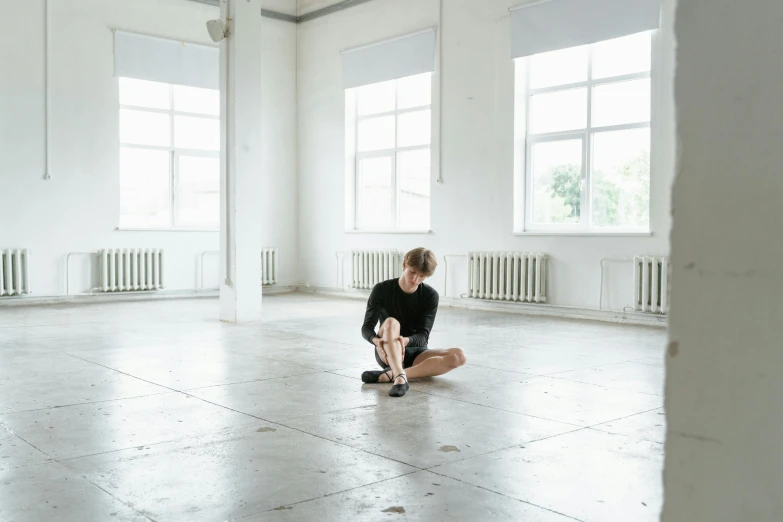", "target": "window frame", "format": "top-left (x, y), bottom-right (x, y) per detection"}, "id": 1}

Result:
top-left (348, 74), bottom-right (433, 233)
top-left (520, 31), bottom-right (657, 234)
top-left (118, 80), bottom-right (220, 231)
